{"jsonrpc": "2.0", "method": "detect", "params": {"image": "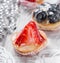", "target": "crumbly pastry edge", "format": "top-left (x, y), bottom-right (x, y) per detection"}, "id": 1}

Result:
top-left (13, 30), bottom-right (47, 55)
top-left (32, 17), bottom-right (60, 30)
